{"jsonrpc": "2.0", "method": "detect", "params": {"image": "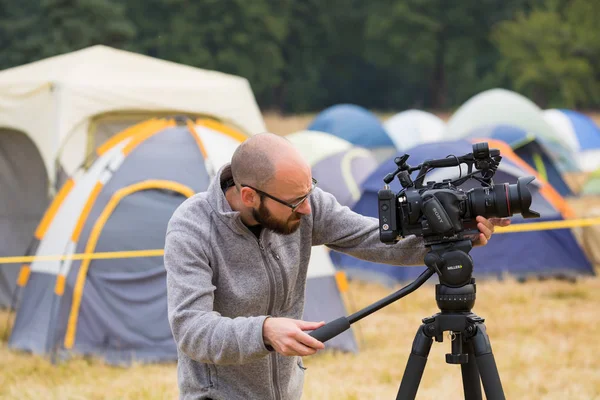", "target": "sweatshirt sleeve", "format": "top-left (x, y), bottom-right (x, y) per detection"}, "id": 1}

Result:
top-left (310, 188), bottom-right (428, 266)
top-left (164, 227), bottom-right (271, 365)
